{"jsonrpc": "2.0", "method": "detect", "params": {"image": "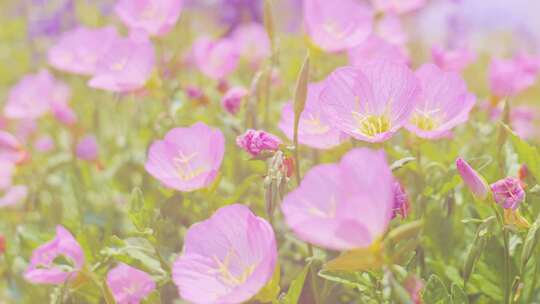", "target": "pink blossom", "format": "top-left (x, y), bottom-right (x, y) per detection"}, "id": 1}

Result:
top-left (50, 101), bottom-right (77, 126)
top-left (172, 204), bottom-right (277, 304)
top-left (0, 130), bottom-right (26, 163)
top-left (88, 35), bottom-right (155, 92)
top-left (376, 14), bottom-right (407, 47)
top-left (281, 148), bottom-right (394, 250)
top-left (392, 181), bottom-right (410, 219)
top-left (405, 64), bottom-right (476, 139)
top-left (24, 226), bottom-right (84, 284)
top-left (34, 136), bottom-right (55, 153)
top-left (4, 70), bottom-right (70, 120)
top-left (456, 158), bottom-right (489, 201)
top-left (107, 263), bottom-right (156, 304)
top-left (0, 161), bottom-right (14, 189)
top-left (192, 36), bottom-right (239, 80)
top-left (489, 54), bottom-right (540, 97)
top-left (485, 103), bottom-right (539, 140)
top-left (278, 82), bottom-right (349, 150)
top-left (236, 129), bottom-right (282, 157)
top-left (232, 23), bottom-right (271, 65)
top-left (48, 26), bottom-right (120, 75)
top-left (304, 0), bottom-right (373, 52)
top-left (76, 135), bottom-right (99, 162)
top-left (115, 0), bottom-right (183, 37)
top-left (491, 177), bottom-right (525, 210)
top-left (321, 60), bottom-right (420, 143)
top-left (222, 86), bottom-right (248, 115)
top-left (432, 45), bottom-right (476, 72)
top-left (145, 122), bottom-right (225, 192)
top-left (371, 0), bottom-right (426, 15)
top-left (348, 35), bottom-right (409, 67)
top-left (0, 185), bottom-right (28, 207)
